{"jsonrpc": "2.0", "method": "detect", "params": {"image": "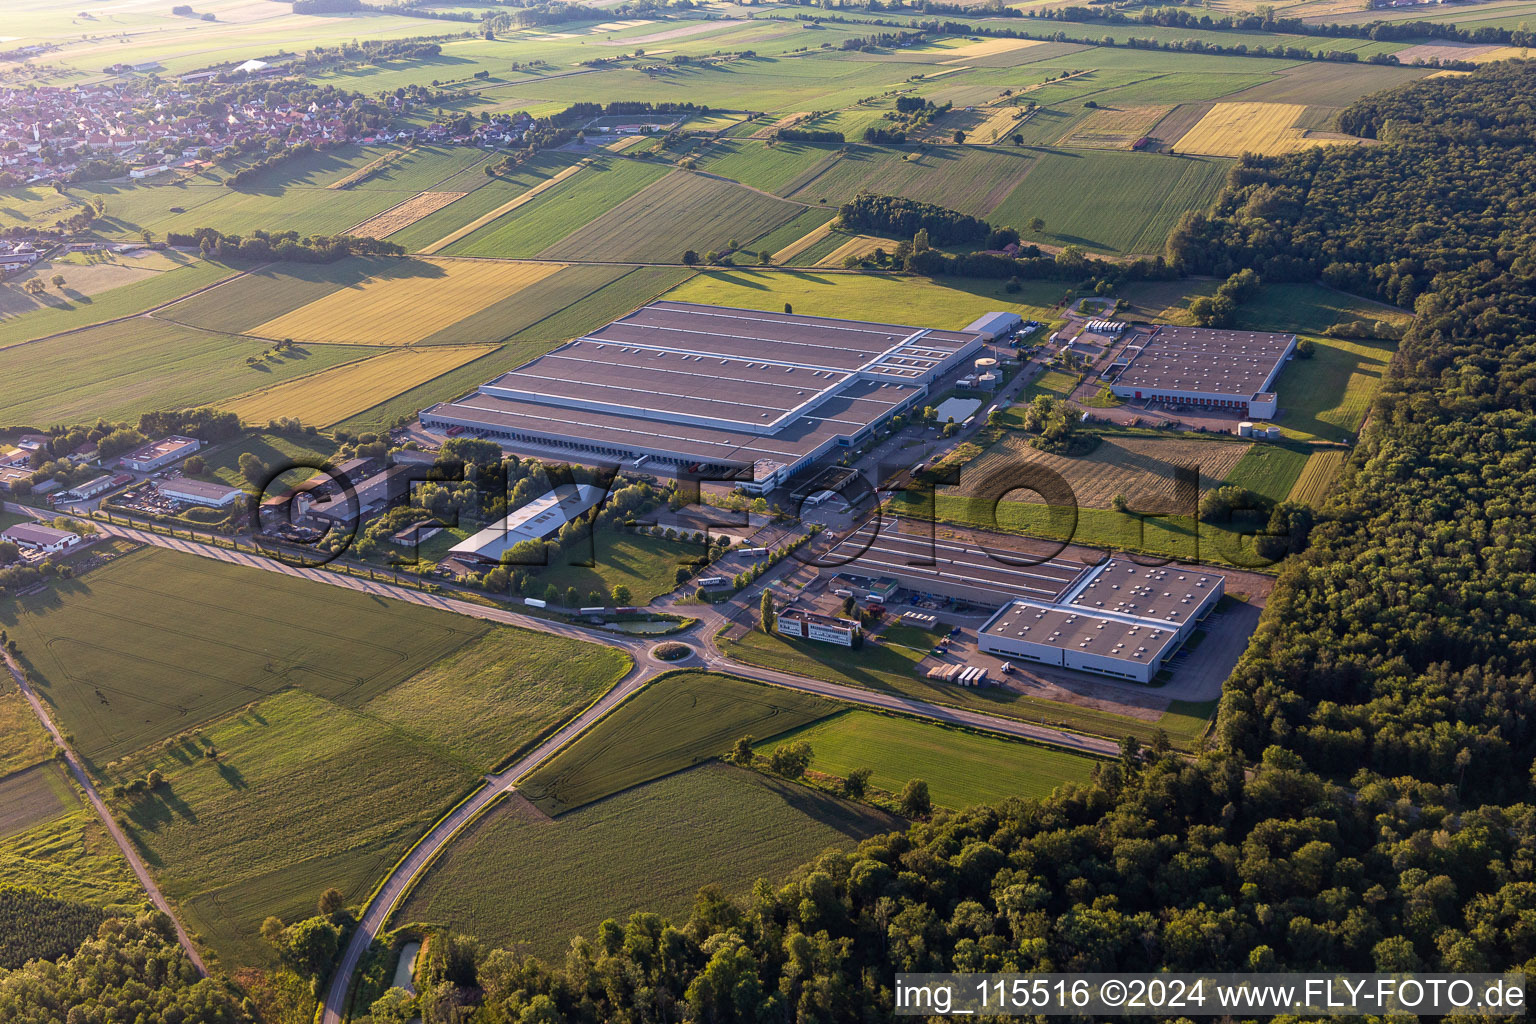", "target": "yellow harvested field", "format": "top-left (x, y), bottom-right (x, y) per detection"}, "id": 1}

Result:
top-left (417, 163), bottom-right (586, 254)
top-left (1470, 46), bottom-right (1529, 63)
top-left (752, 112), bottom-right (811, 140)
top-left (220, 345), bottom-right (497, 426)
top-left (347, 192), bottom-right (466, 239)
top-left (604, 135), bottom-right (651, 152)
top-left (1288, 449), bottom-right (1347, 506)
top-left (1174, 102), bottom-right (1359, 157)
top-left (1058, 105), bottom-right (1173, 149)
top-left (967, 105), bottom-right (1030, 144)
top-left (964, 435), bottom-right (1251, 512)
top-left (251, 259), bottom-right (566, 345)
top-left (817, 234), bottom-right (900, 268)
top-left (772, 220), bottom-right (834, 263)
top-left (938, 38), bottom-right (1043, 63)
